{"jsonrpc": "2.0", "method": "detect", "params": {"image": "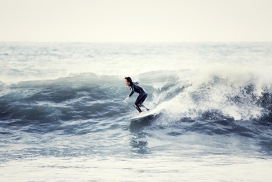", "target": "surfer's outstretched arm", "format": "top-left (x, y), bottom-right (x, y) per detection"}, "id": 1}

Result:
top-left (124, 97), bottom-right (129, 102)
top-left (128, 86), bottom-right (134, 97)
top-left (124, 85), bottom-right (134, 102)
